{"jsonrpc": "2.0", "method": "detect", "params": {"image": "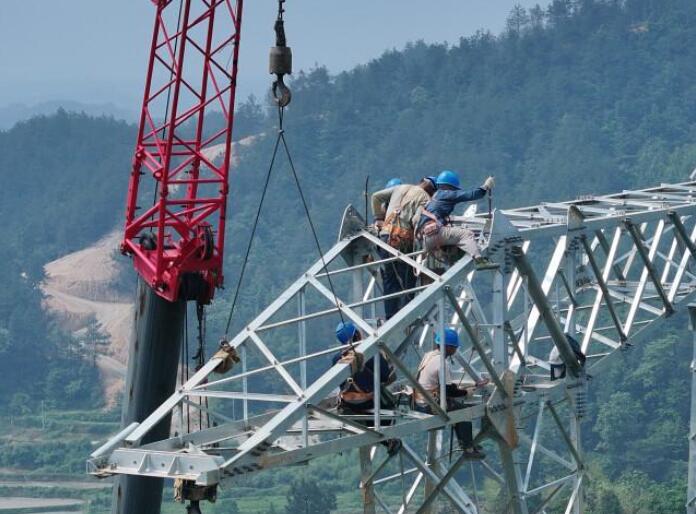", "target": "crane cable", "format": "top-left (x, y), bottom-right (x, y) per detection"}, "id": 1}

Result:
top-left (223, 106), bottom-right (347, 339)
top-left (224, 0), bottom-right (349, 345)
